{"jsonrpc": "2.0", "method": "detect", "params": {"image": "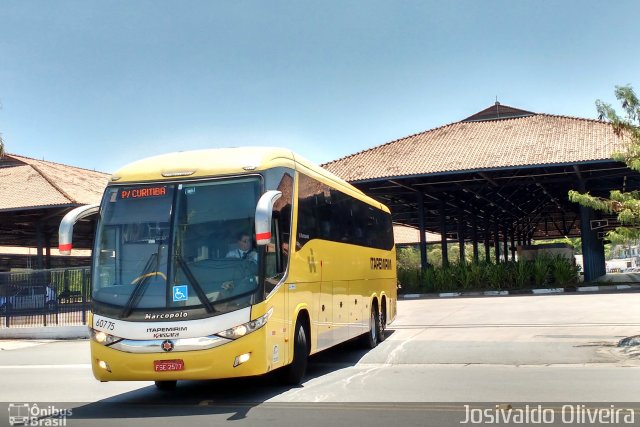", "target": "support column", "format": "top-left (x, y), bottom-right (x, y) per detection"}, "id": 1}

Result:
top-left (458, 211), bottom-right (465, 264)
top-left (494, 222), bottom-right (500, 263)
top-left (417, 193), bottom-right (428, 271)
top-left (503, 225), bottom-right (509, 263)
top-left (45, 233), bottom-right (52, 269)
top-left (510, 227), bottom-right (516, 261)
top-left (440, 201), bottom-right (449, 267)
top-left (580, 206), bottom-right (606, 281)
top-left (517, 220), bottom-right (523, 248)
top-left (484, 218), bottom-right (491, 263)
top-left (471, 215), bottom-right (479, 263)
top-left (36, 223), bottom-right (44, 270)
